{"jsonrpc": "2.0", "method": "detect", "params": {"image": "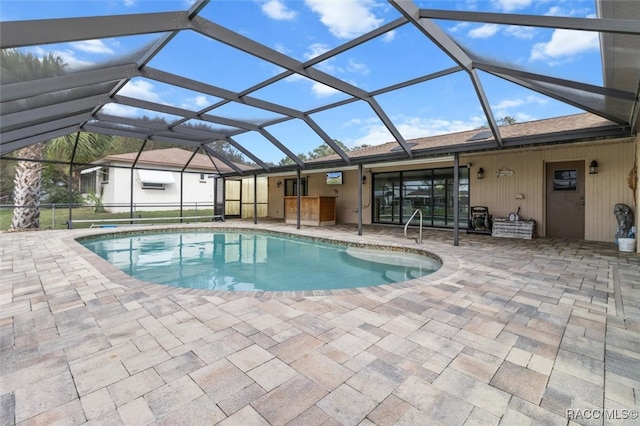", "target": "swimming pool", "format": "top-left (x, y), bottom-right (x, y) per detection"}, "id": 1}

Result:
top-left (79, 230), bottom-right (441, 292)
